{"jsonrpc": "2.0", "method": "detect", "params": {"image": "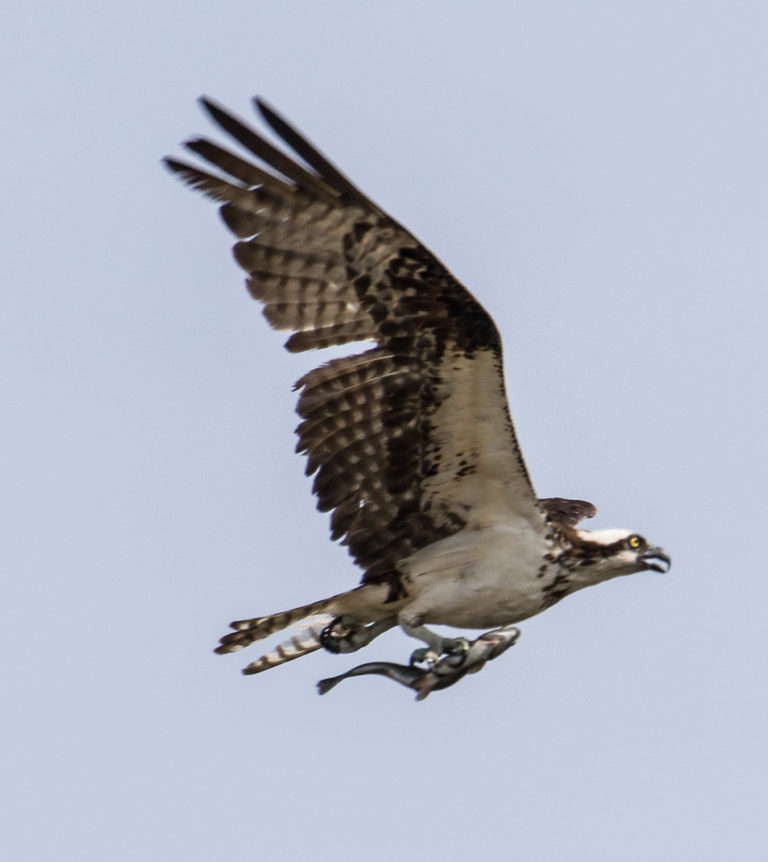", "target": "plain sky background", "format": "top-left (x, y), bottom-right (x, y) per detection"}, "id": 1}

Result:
top-left (4, 2), bottom-right (767, 860)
